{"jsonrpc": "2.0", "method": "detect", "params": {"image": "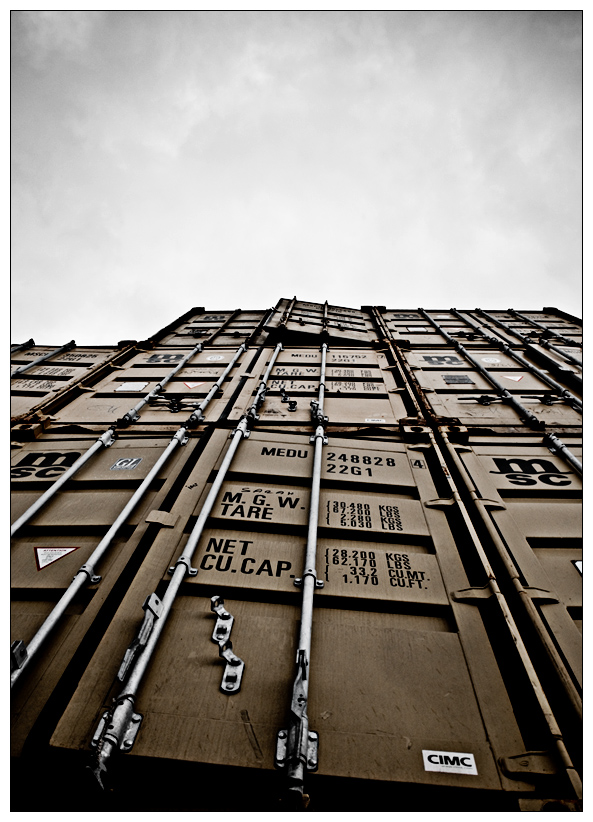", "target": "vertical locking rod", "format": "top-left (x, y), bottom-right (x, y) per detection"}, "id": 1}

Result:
top-left (11, 338), bottom-right (35, 354)
top-left (418, 309), bottom-right (544, 429)
top-left (10, 426), bottom-right (190, 688)
top-left (476, 309), bottom-right (582, 370)
top-left (10, 428), bottom-right (117, 537)
top-left (429, 429), bottom-right (582, 799)
top-left (11, 340), bottom-right (76, 377)
top-left (450, 310), bottom-right (582, 412)
top-left (279, 343), bottom-right (328, 807)
top-left (88, 341), bottom-right (285, 787)
top-left (118, 341), bottom-right (204, 426)
top-left (509, 309), bottom-right (581, 350)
